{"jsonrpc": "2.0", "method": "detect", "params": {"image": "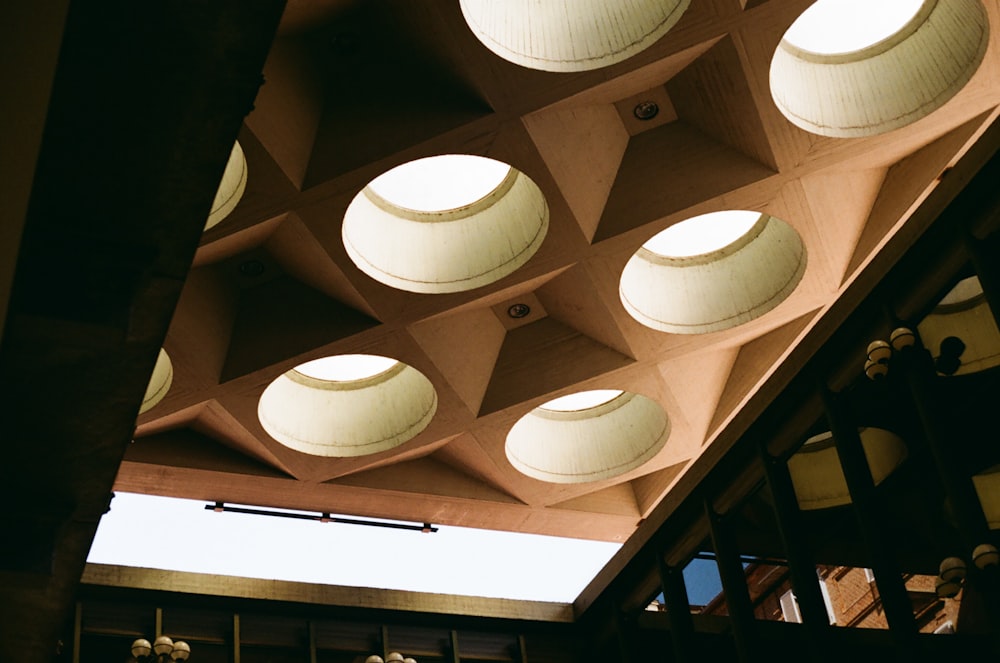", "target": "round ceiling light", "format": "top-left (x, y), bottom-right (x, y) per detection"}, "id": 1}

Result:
top-left (788, 428), bottom-right (908, 510)
top-left (619, 211), bottom-right (806, 334)
top-left (459, 0), bottom-right (691, 73)
top-left (205, 141), bottom-right (248, 231)
top-left (139, 348), bottom-right (173, 414)
top-left (505, 390), bottom-right (670, 484)
top-left (342, 154), bottom-right (548, 294)
top-left (258, 354), bottom-right (437, 457)
top-left (770, 0), bottom-right (989, 137)
top-left (918, 276), bottom-right (1000, 375)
